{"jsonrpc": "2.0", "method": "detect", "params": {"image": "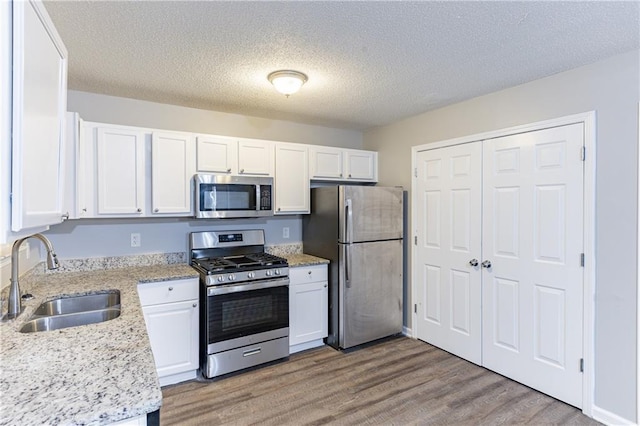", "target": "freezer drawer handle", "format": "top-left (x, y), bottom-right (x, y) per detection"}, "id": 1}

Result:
top-left (243, 348), bottom-right (262, 357)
